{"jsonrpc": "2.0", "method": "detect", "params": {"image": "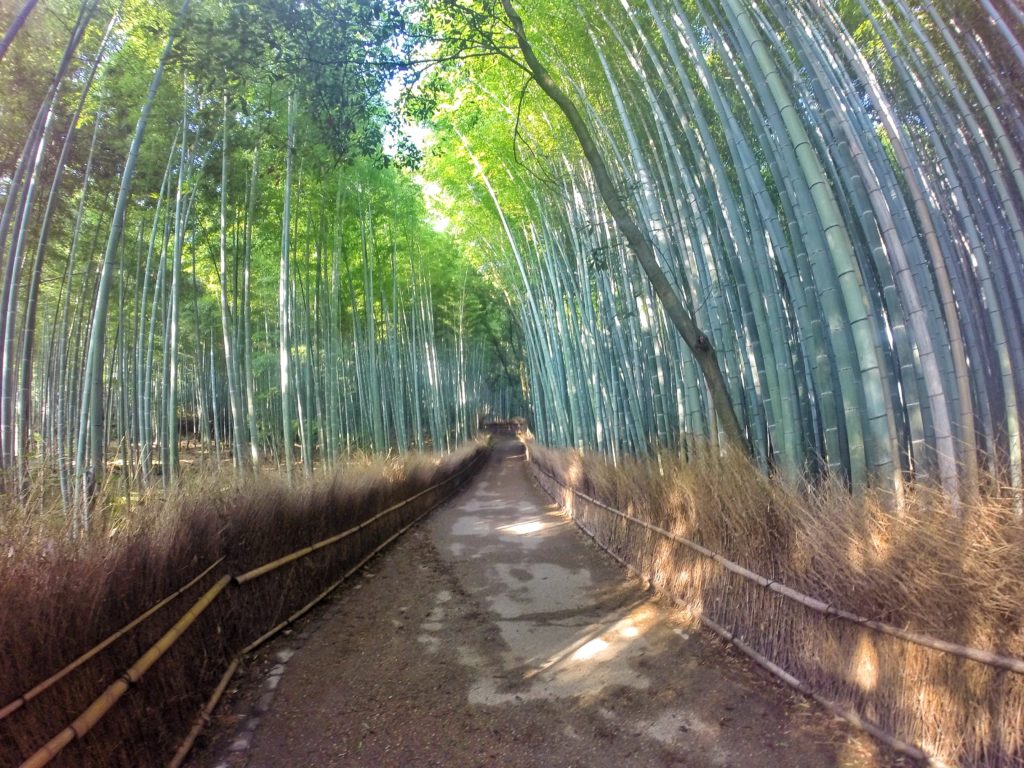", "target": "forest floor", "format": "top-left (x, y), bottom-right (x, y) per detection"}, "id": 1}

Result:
top-left (187, 438), bottom-right (909, 768)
